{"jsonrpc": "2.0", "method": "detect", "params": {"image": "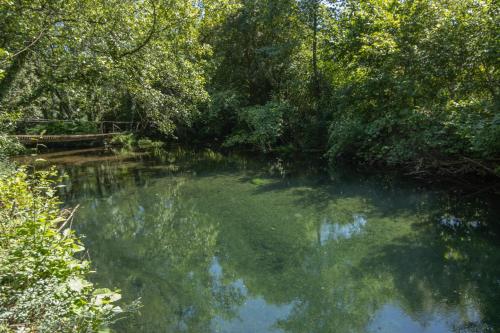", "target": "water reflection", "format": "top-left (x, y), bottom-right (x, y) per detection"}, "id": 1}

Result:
top-left (30, 148), bottom-right (500, 333)
top-left (367, 303), bottom-right (481, 333)
top-left (210, 258), bottom-right (295, 333)
top-left (75, 177), bottom-right (246, 332)
top-left (319, 215), bottom-right (367, 244)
